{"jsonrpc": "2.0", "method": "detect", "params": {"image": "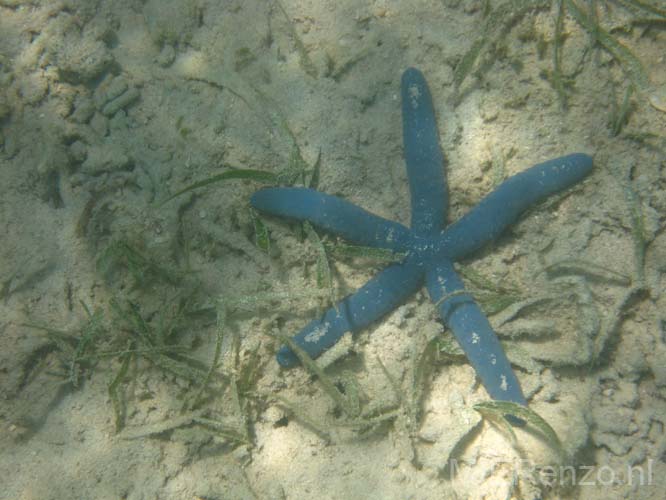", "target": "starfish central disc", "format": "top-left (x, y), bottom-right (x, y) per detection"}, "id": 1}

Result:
top-left (408, 234), bottom-right (441, 265)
